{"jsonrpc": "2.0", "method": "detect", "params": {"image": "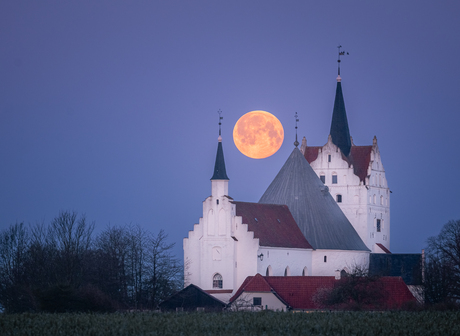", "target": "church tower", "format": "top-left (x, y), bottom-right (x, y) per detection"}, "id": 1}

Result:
top-left (300, 71), bottom-right (391, 253)
top-left (184, 115), bottom-right (259, 301)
